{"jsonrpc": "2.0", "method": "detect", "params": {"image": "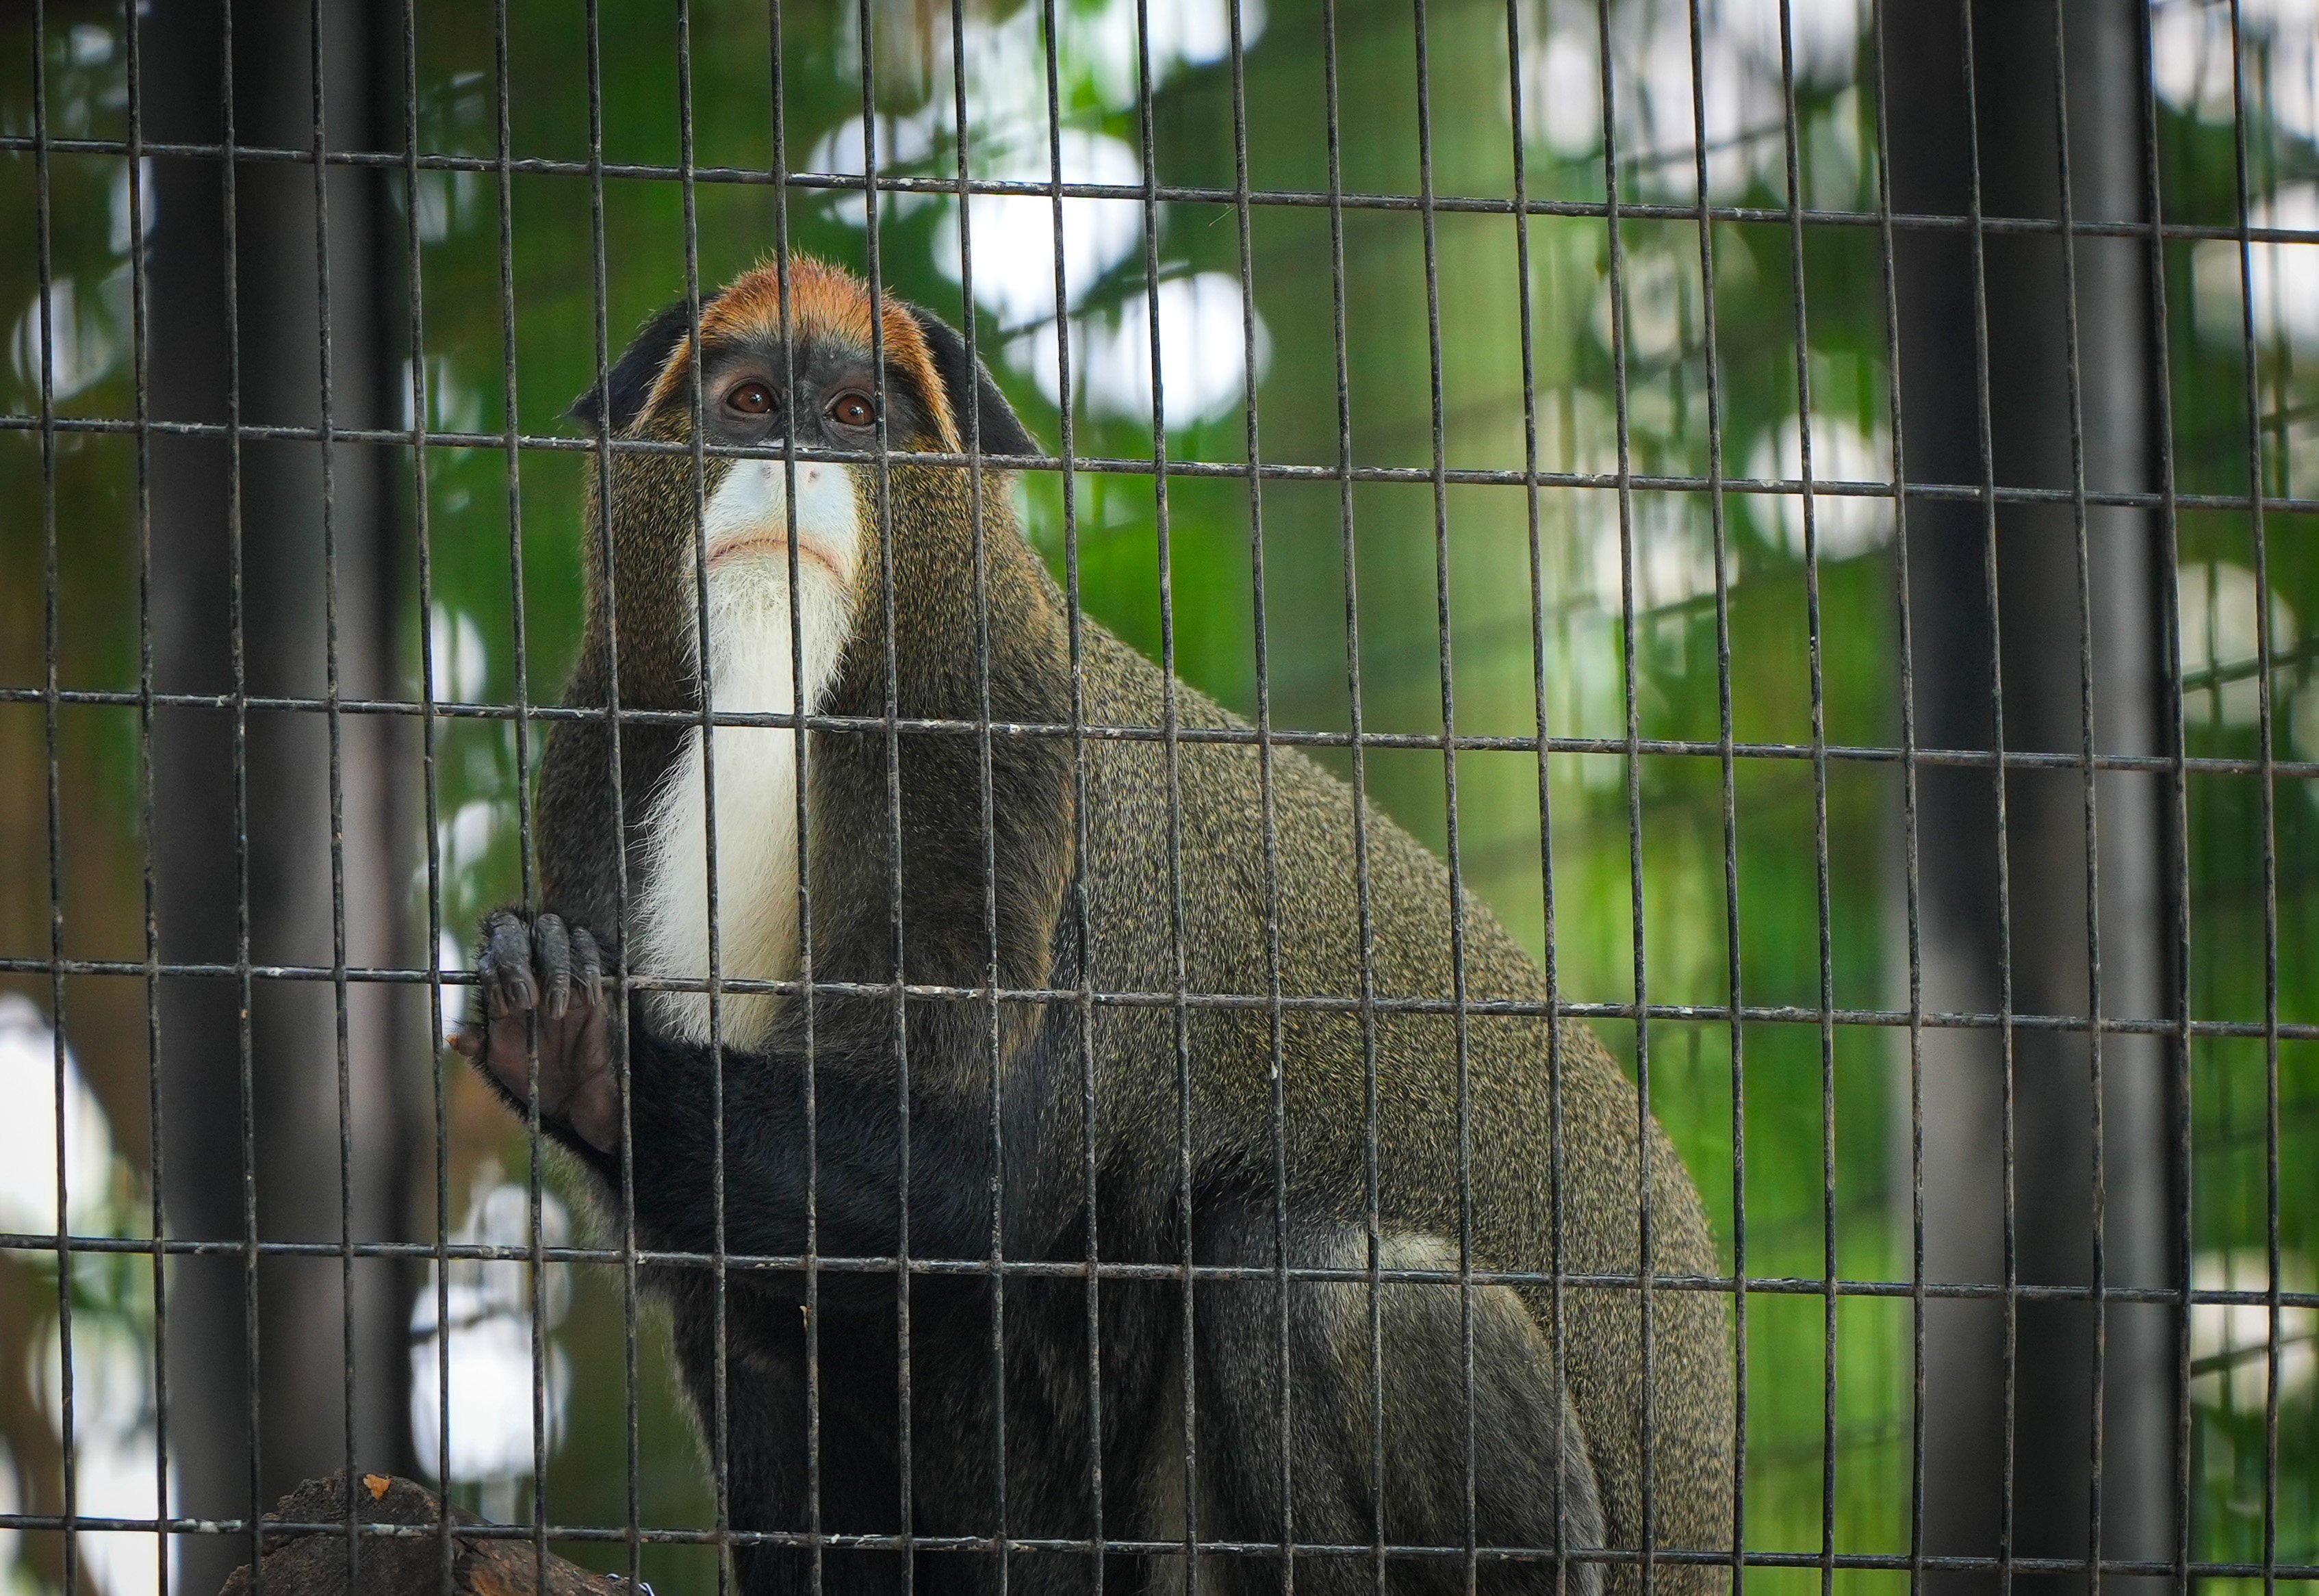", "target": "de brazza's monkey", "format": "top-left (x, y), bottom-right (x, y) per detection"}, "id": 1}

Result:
top-left (454, 255), bottom-right (1731, 1596)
